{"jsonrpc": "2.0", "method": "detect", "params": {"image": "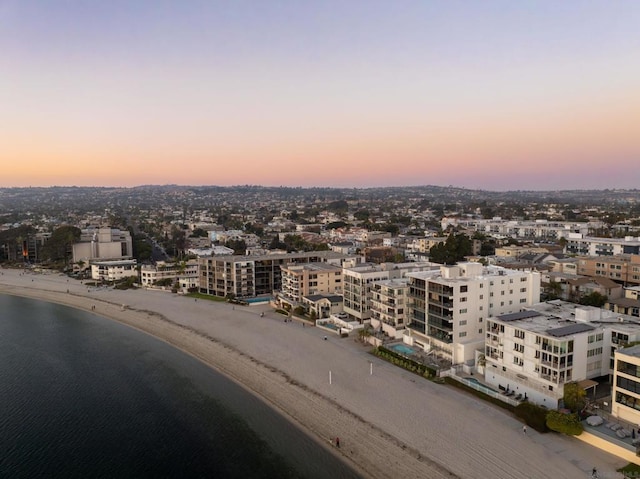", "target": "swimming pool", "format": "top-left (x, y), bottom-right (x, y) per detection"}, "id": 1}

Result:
top-left (244, 297), bottom-right (272, 304)
top-left (320, 322), bottom-right (340, 330)
top-left (389, 343), bottom-right (416, 356)
top-left (464, 377), bottom-right (499, 394)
